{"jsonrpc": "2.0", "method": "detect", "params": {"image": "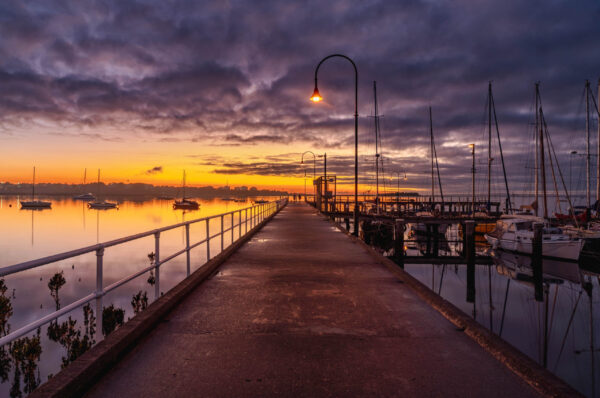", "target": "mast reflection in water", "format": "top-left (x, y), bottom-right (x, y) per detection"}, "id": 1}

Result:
top-left (405, 249), bottom-right (599, 397)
